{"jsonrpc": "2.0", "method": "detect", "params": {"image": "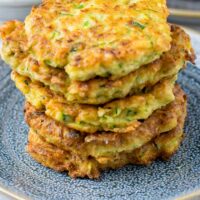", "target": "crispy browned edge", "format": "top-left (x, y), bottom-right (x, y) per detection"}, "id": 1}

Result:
top-left (25, 85), bottom-right (187, 179)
